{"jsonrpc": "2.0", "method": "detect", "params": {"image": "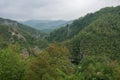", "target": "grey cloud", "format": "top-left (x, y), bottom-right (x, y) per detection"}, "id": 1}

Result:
top-left (0, 0), bottom-right (120, 21)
